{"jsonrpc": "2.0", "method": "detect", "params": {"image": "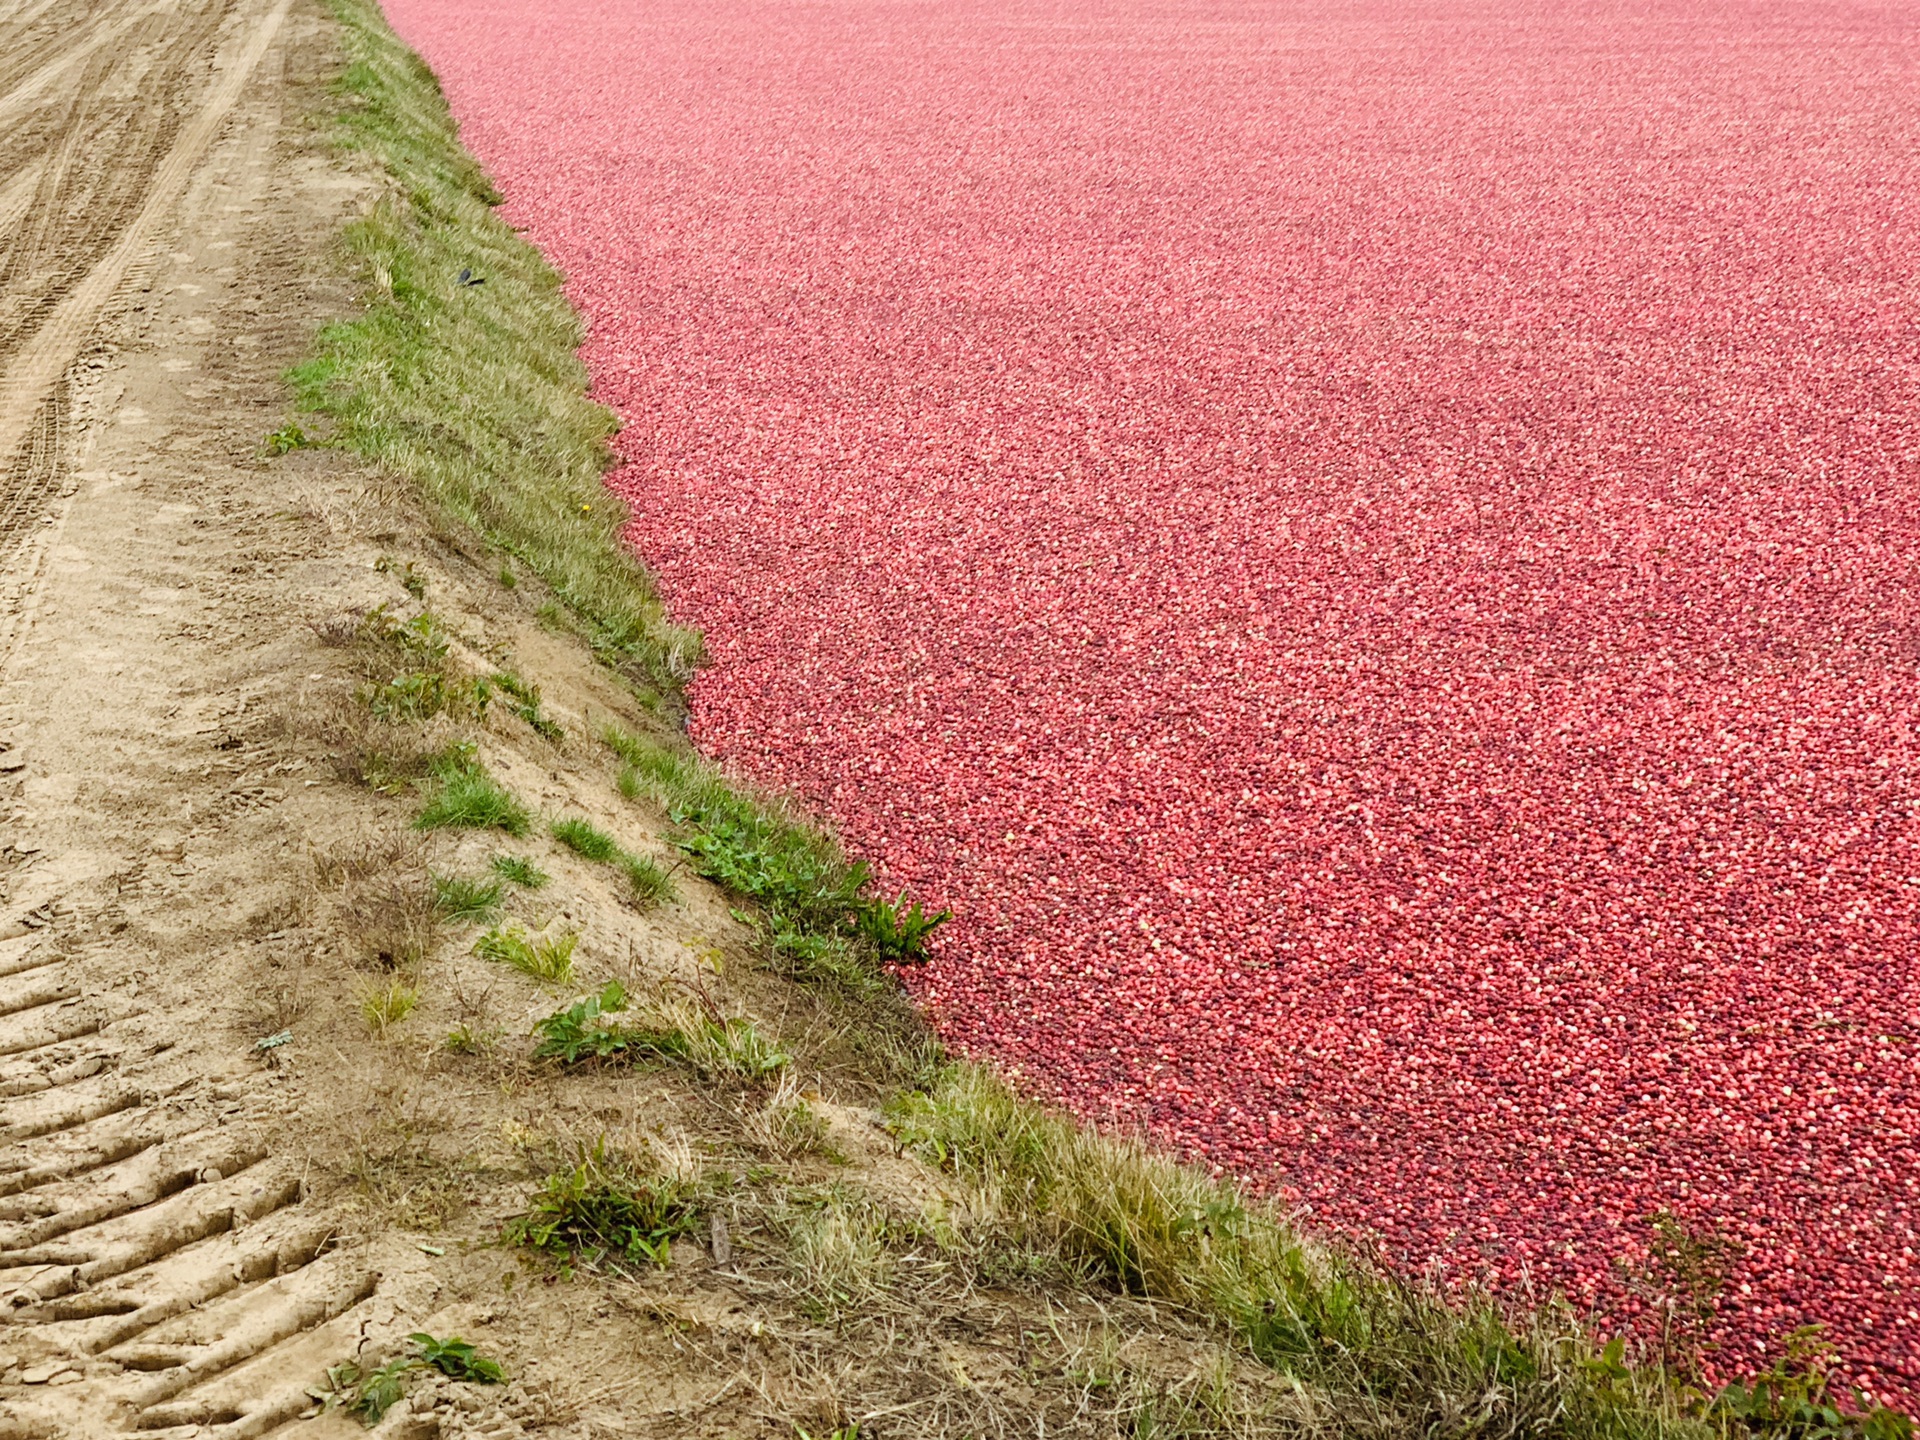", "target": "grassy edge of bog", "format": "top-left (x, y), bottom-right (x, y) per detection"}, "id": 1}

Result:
top-left (296, 4), bottom-right (1910, 1437)
top-left (287, 0), bottom-right (702, 707)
